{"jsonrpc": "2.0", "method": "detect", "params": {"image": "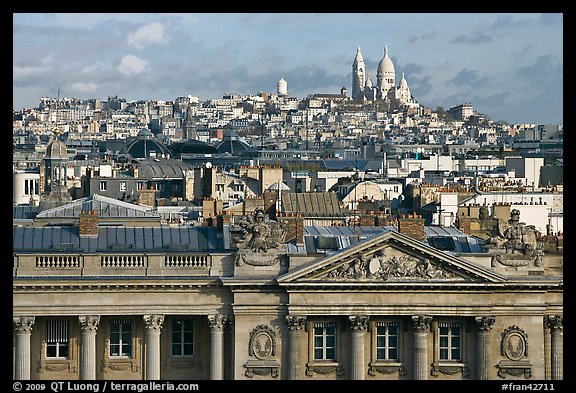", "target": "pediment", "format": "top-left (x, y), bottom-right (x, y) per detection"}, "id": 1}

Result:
top-left (278, 230), bottom-right (506, 285)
